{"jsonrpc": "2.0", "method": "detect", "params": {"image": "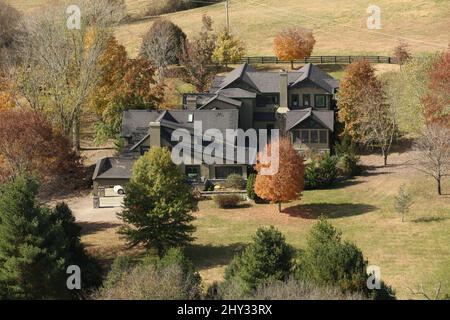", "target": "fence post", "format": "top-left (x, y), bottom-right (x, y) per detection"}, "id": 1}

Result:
top-left (348, 56), bottom-right (351, 63)
top-left (334, 56), bottom-right (337, 63)
top-left (320, 56), bottom-right (323, 63)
